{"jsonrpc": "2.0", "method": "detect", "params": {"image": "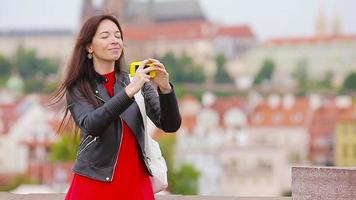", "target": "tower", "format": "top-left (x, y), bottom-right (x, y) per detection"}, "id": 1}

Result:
top-left (104, 0), bottom-right (130, 20)
top-left (315, 7), bottom-right (327, 38)
top-left (332, 10), bottom-right (342, 36)
top-left (81, 0), bottom-right (130, 24)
